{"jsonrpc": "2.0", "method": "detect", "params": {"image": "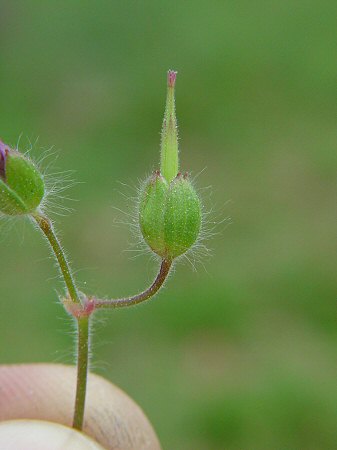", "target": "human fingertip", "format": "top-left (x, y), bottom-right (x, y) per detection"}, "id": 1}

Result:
top-left (0, 420), bottom-right (106, 450)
